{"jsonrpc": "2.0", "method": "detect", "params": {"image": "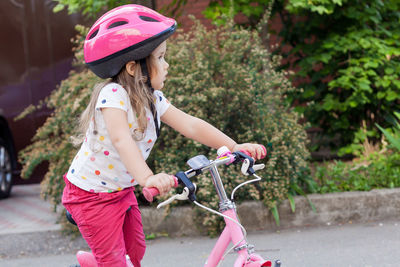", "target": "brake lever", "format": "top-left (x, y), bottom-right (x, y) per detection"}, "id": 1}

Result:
top-left (241, 160), bottom-right (265, 176)
top-left (253, 163), bottom-right (265, 172)
top-left (157, 184), bottom-right (197, 209)
top-left (241, 158), bottom-right (252, 176)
